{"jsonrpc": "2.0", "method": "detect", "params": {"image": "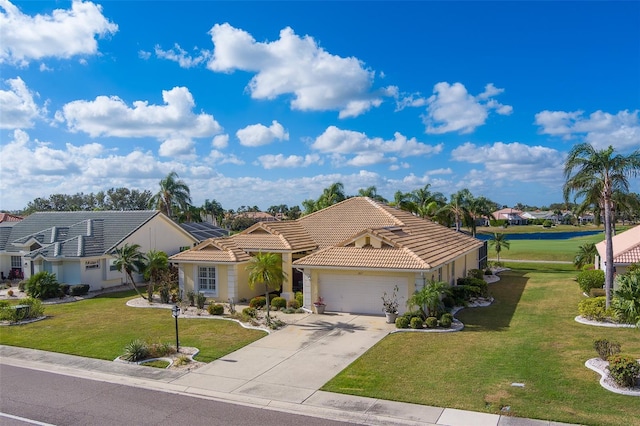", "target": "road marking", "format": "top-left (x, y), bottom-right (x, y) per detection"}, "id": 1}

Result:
top-left (0, 412), bottom-right (56, 426)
